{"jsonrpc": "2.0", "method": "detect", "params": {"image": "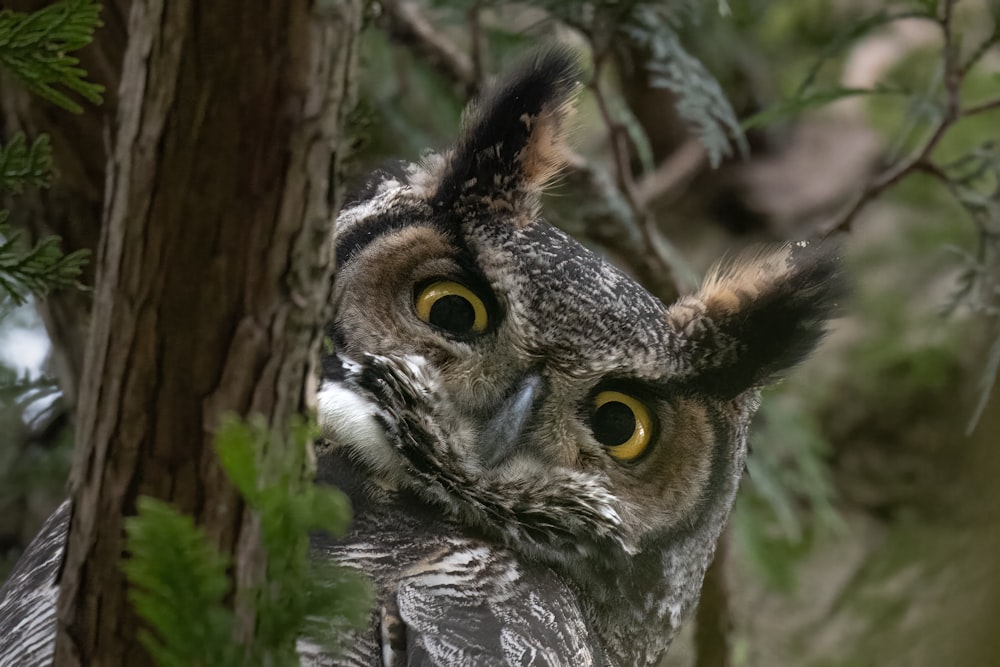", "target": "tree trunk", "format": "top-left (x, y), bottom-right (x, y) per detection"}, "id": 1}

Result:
top-left (51, 2), bottom-right (362, 664)
top-left (694, 529), bottom-right (732, 667)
